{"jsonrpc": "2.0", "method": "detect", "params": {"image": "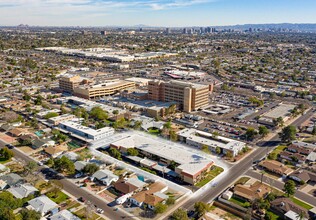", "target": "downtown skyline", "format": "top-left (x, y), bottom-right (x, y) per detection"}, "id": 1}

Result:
top-left (0, 0), bottom-right (316, 27)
